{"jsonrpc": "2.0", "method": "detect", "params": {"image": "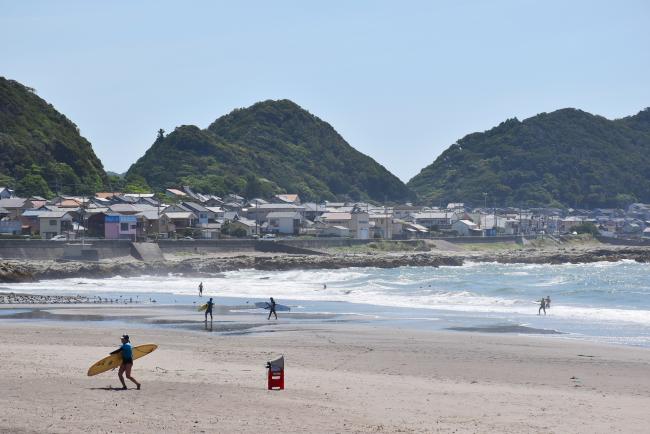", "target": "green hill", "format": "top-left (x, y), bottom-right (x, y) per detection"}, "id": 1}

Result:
top-left (0, 77), bottom-right (107, 197)
top-left (127, 99), bottom-right (414, 202)
top-left (408, 108), bottom-right (650, 208)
